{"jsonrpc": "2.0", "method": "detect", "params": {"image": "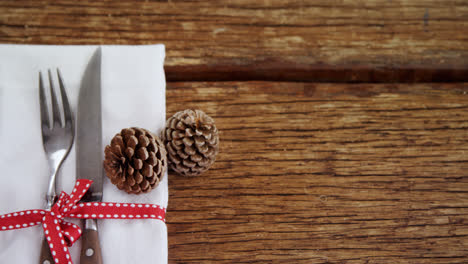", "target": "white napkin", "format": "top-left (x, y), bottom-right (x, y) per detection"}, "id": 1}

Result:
top-left (0, 44), bottom-right (168, 263)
